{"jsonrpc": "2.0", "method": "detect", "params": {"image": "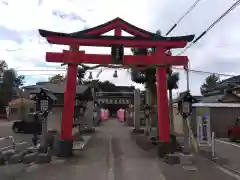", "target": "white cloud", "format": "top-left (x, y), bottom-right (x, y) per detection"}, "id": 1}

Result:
top-left (1, 0), bottom-right (240, 96)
